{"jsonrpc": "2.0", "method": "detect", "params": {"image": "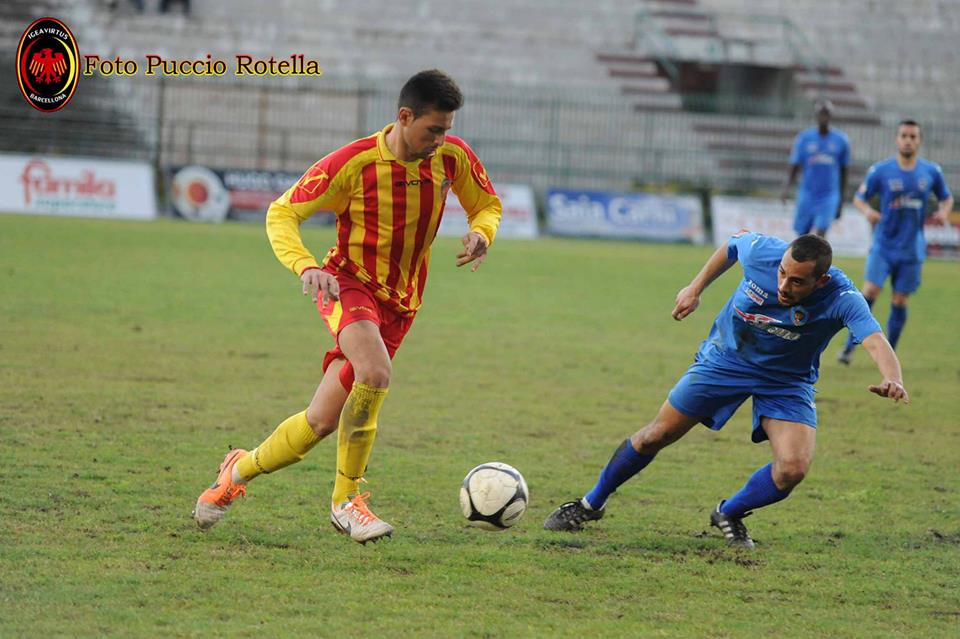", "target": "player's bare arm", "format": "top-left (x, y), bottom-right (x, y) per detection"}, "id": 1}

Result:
top-left (861, 332), bottom-right (909, 403)
top-left (456, 231), bottom-right (489, 272)
top-left (853, 195), bottom-right (881, 224)
top-left (836, 165), bottom-right (848, 218)
top-left (672, 241), bottom-right (738, 321)
top-left (932, 195), bottom-right (954, 224)
top-left (781, 164), bottom-right (800, 204)
top-left (300, 267), bottom-right (340, 304)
